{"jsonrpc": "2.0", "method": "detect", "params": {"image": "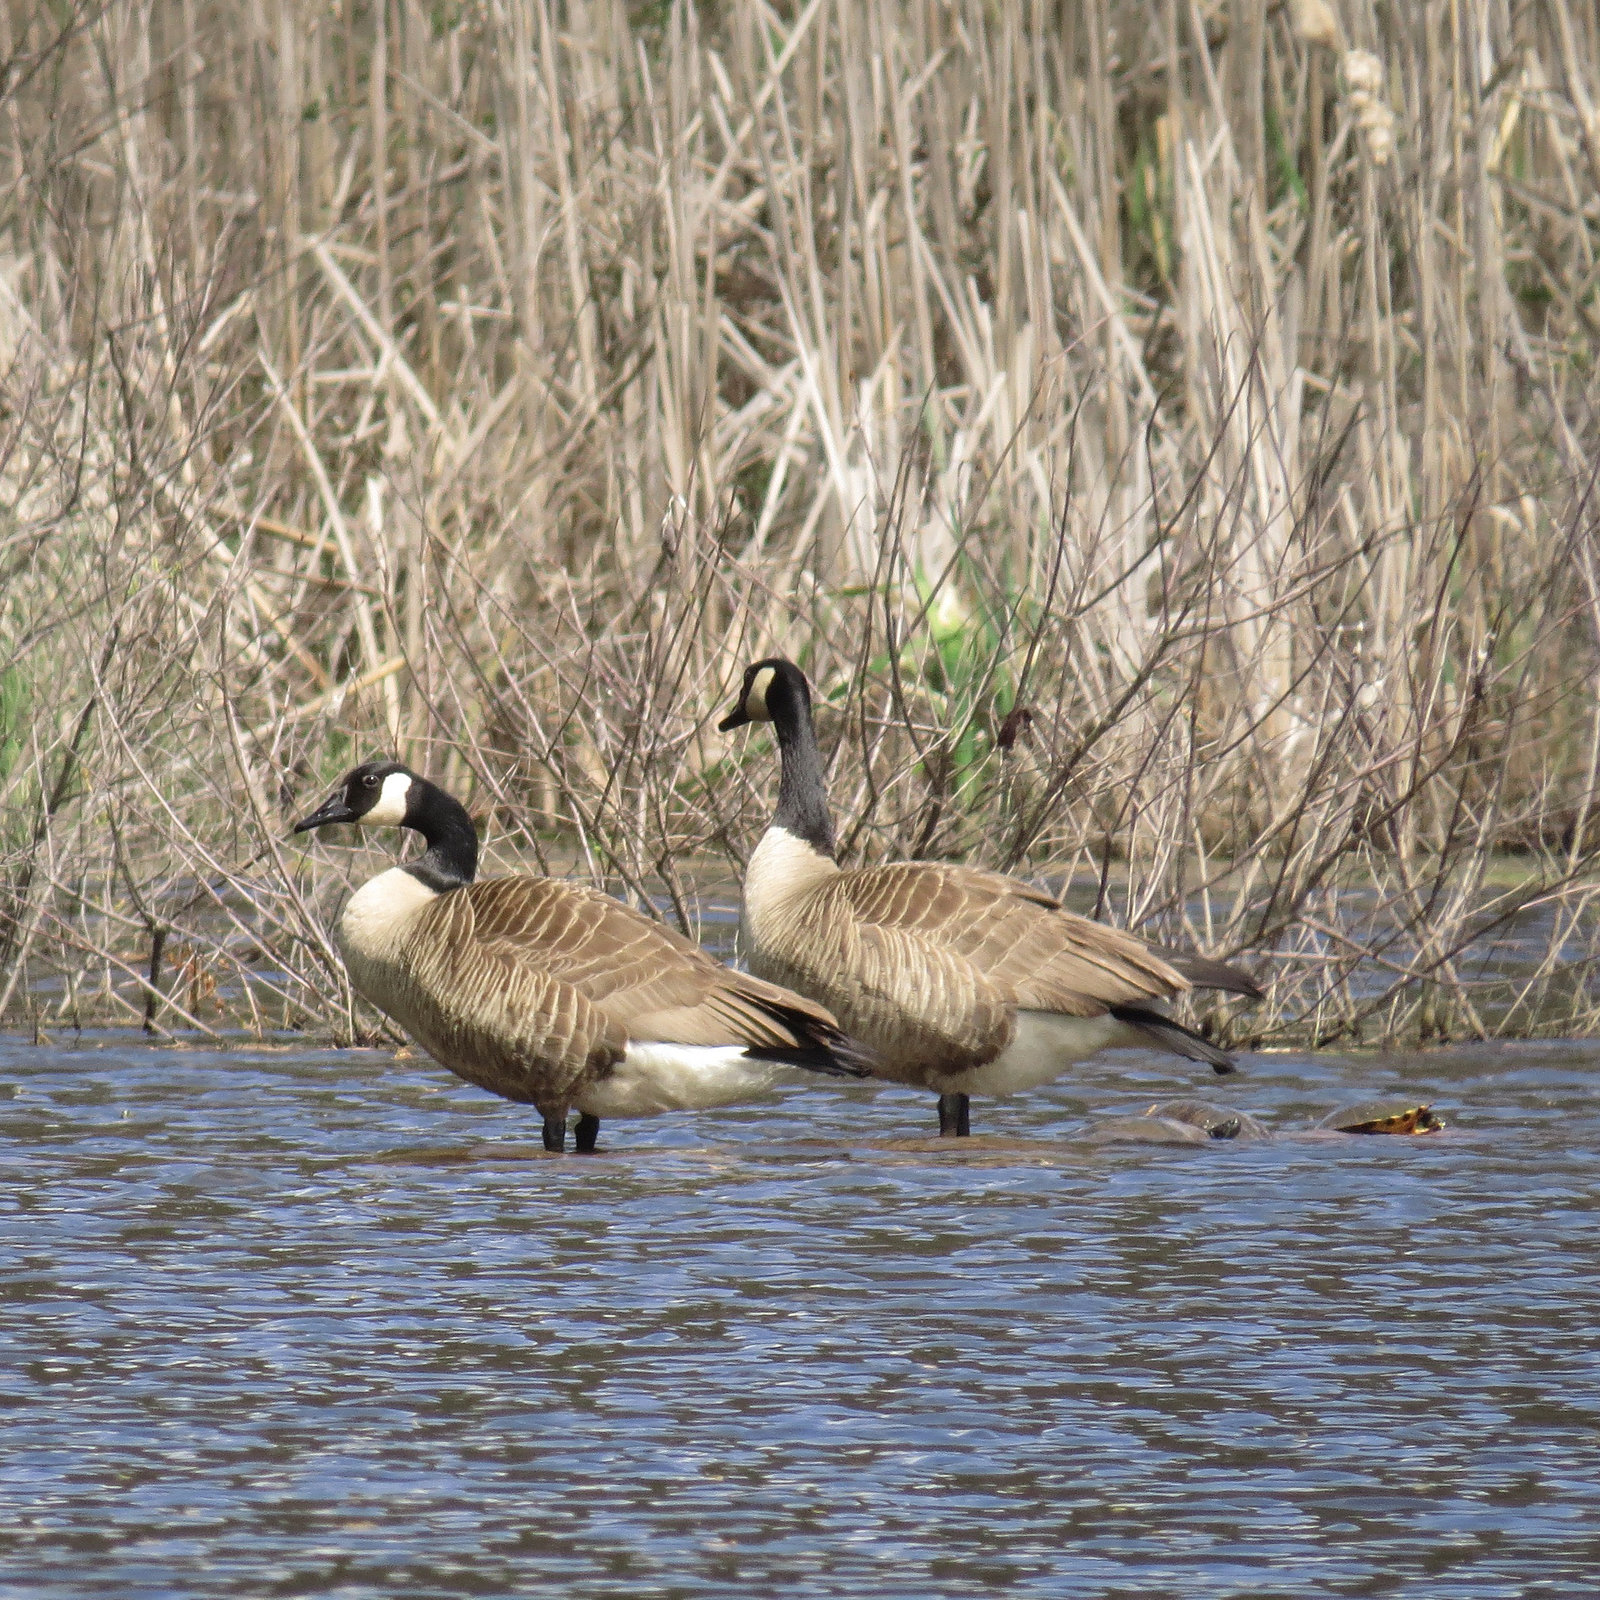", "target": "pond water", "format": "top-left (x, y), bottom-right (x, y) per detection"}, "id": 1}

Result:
top-left (2, 1032), bottom-right (1598, 1596)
